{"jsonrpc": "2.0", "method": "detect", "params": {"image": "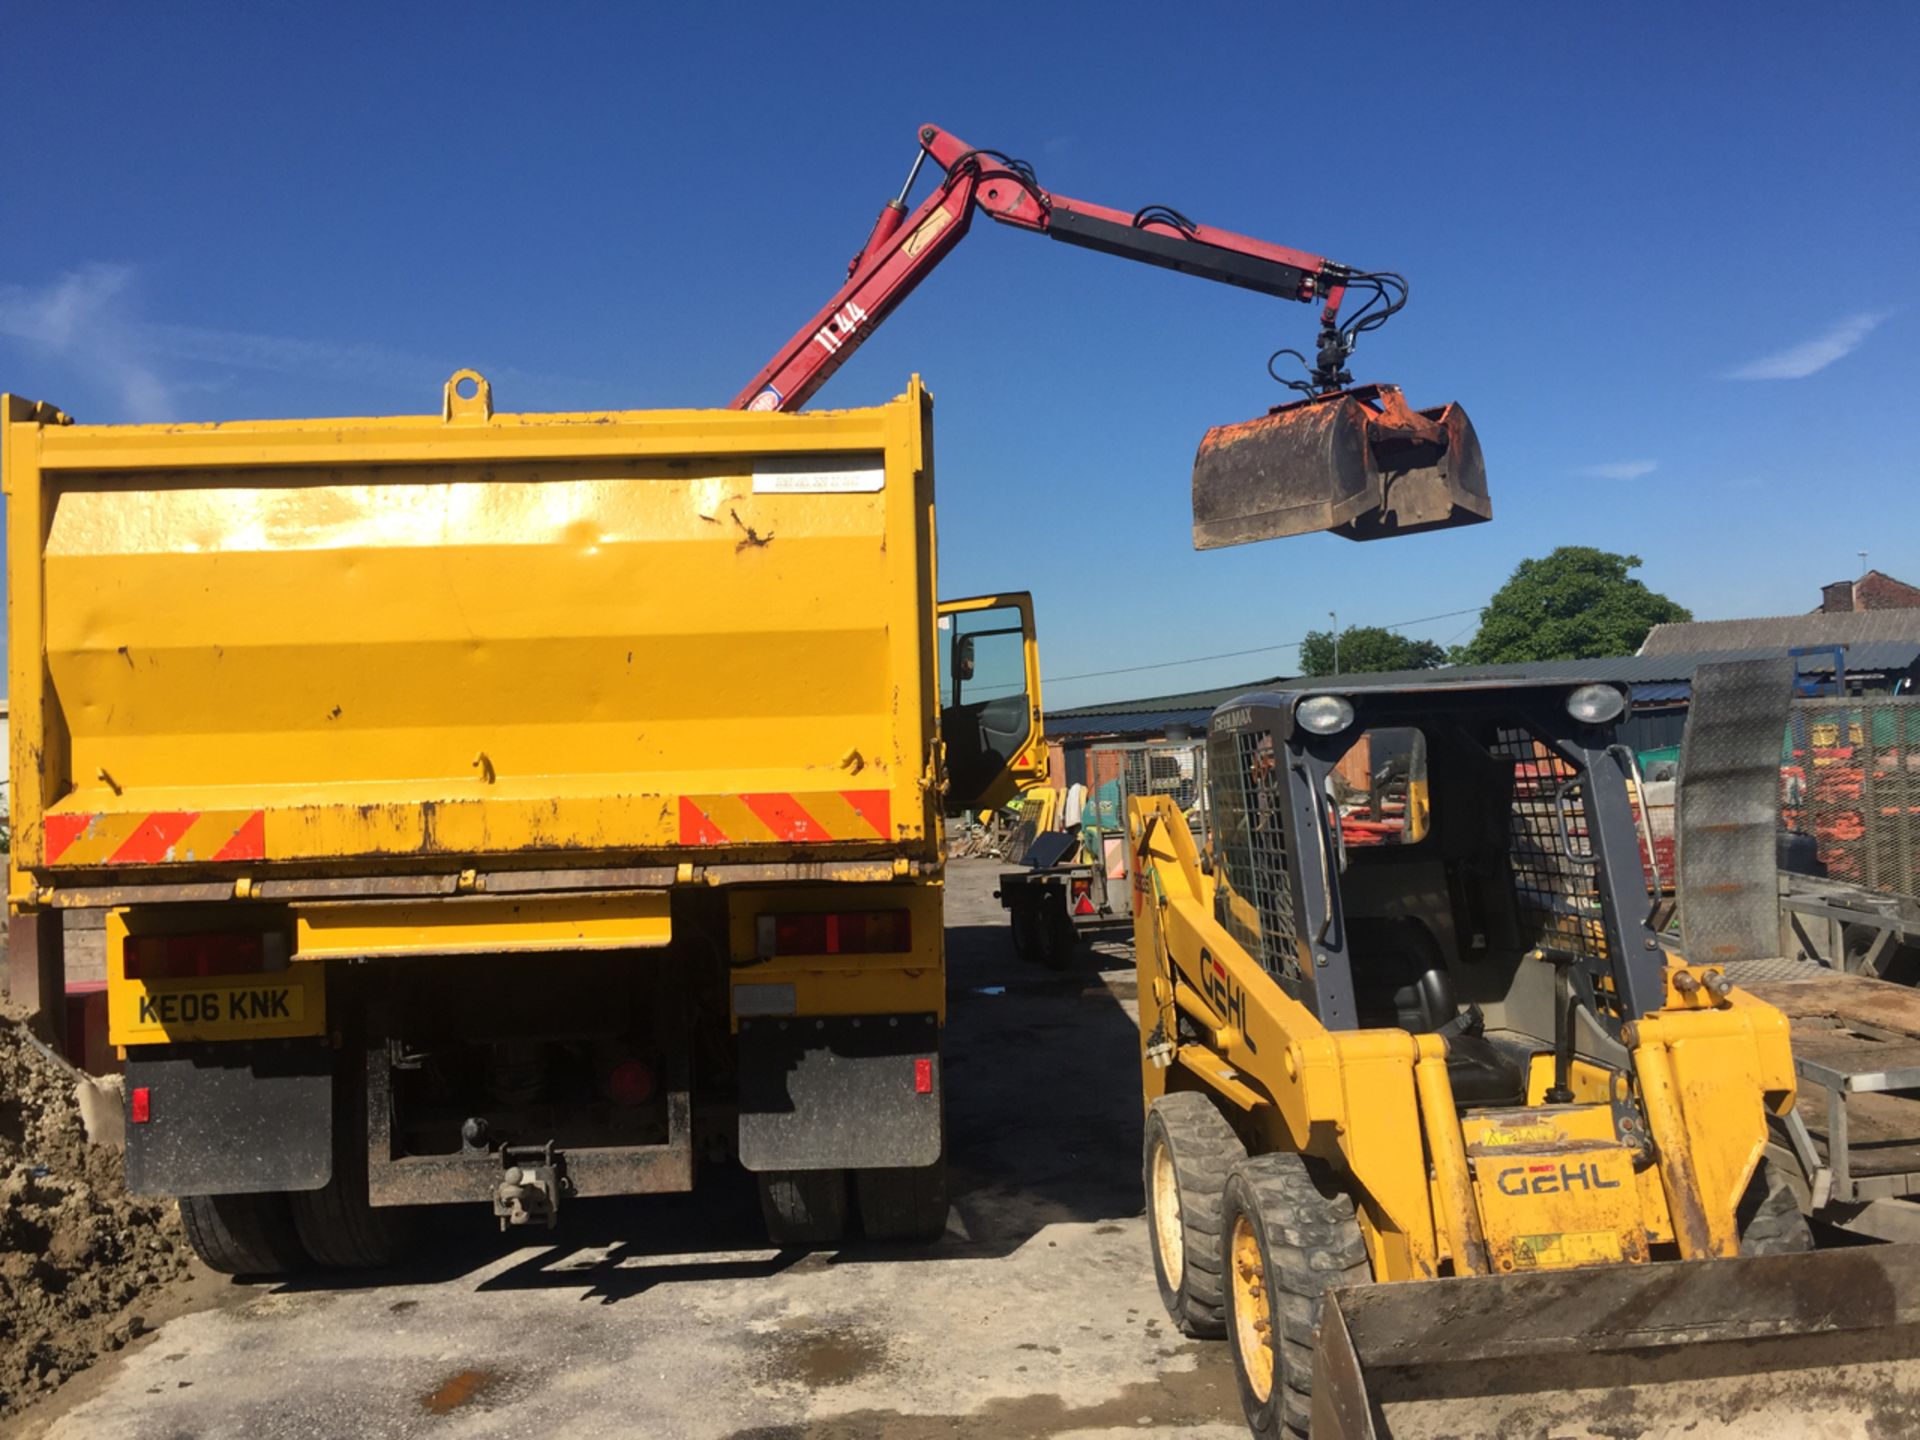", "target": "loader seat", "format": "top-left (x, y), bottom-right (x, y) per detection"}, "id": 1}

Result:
top-left (1345, 917), bottom-right (1525, 1106)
